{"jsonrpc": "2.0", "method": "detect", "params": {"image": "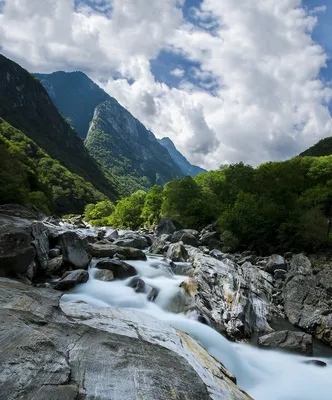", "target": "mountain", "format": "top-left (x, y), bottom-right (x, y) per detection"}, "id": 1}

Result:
top-left (34, 71), bottom-right (109, 138)
top-left (299, 137), bottom-right (332, 157)
top-left (34, 71), bottom-right (183, 192)
top-left (159, 137), bottom-right (206, 177)
top-left (0, 54), bottom-right (120, 211)
top-left (85, 100), bottom-right (183, 192)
